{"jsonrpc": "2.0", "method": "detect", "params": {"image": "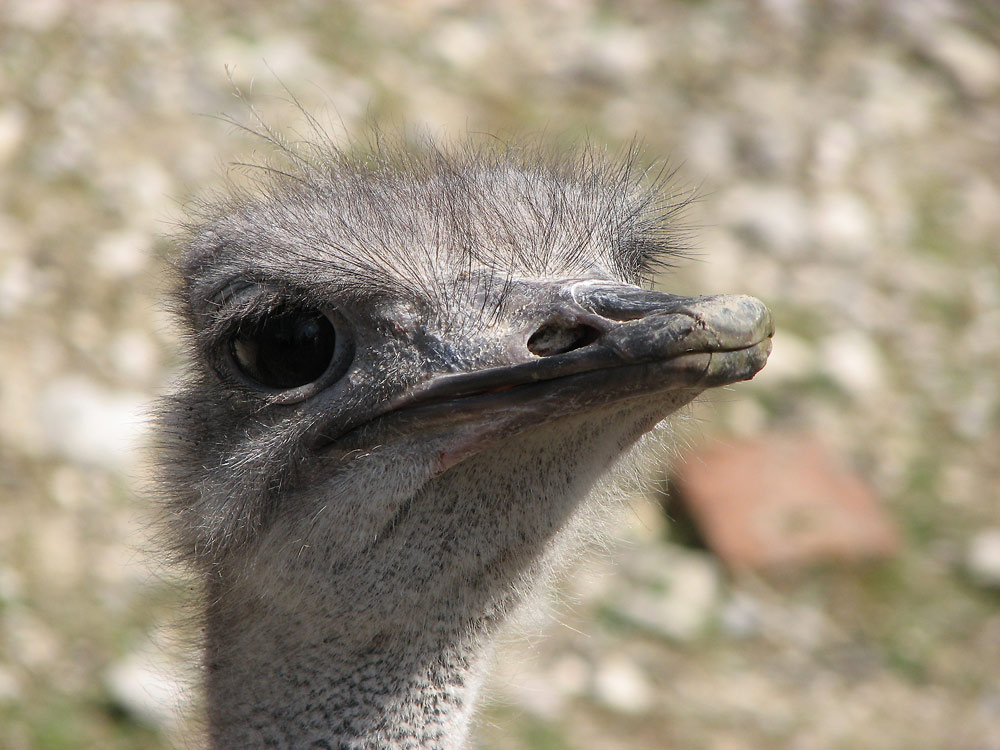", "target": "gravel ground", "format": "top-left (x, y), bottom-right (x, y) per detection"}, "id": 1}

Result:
top-left (1, 1), bottom-right (998, 748)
